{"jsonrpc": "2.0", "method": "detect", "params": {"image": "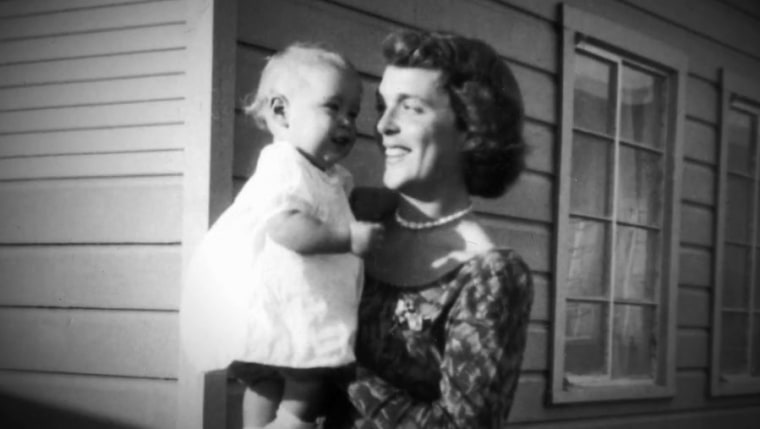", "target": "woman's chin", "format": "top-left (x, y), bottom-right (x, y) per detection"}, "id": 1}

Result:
top-left (382, 172), bottom-right (405, 191)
